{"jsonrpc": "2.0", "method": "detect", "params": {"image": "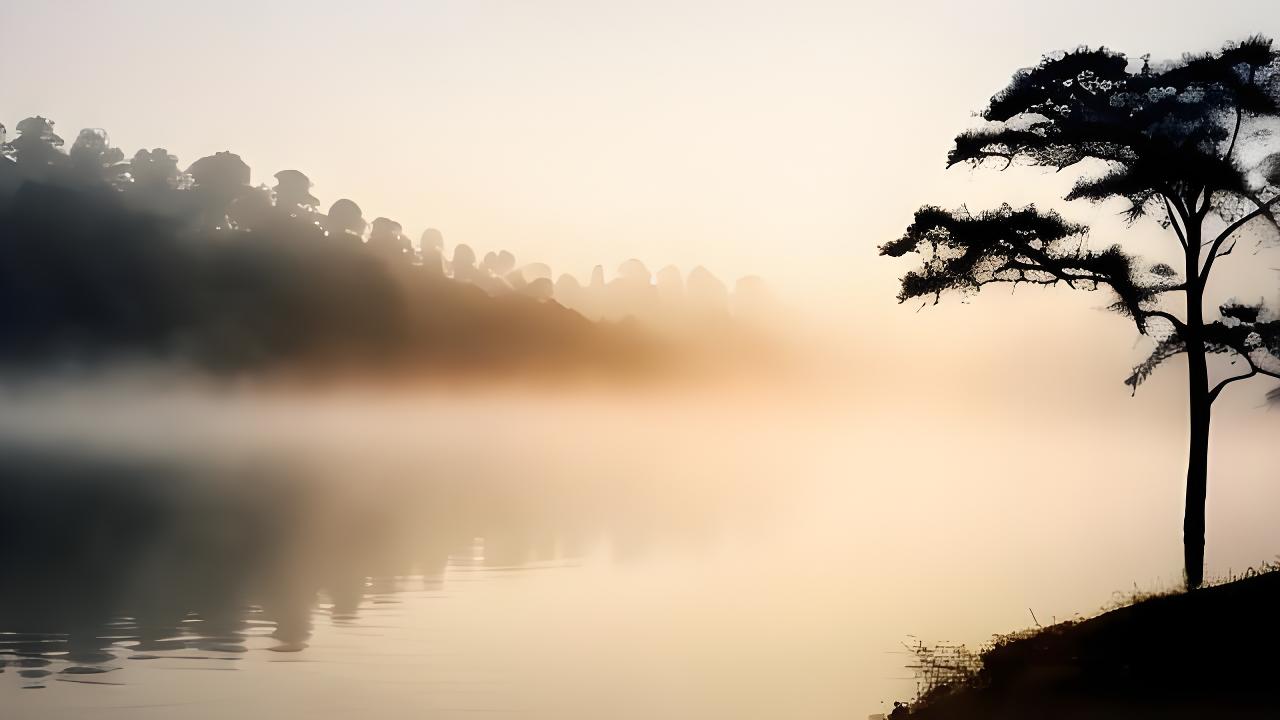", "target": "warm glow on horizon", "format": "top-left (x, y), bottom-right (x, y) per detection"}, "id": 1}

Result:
top-left (7, 1), bottom-right (1275, 309)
